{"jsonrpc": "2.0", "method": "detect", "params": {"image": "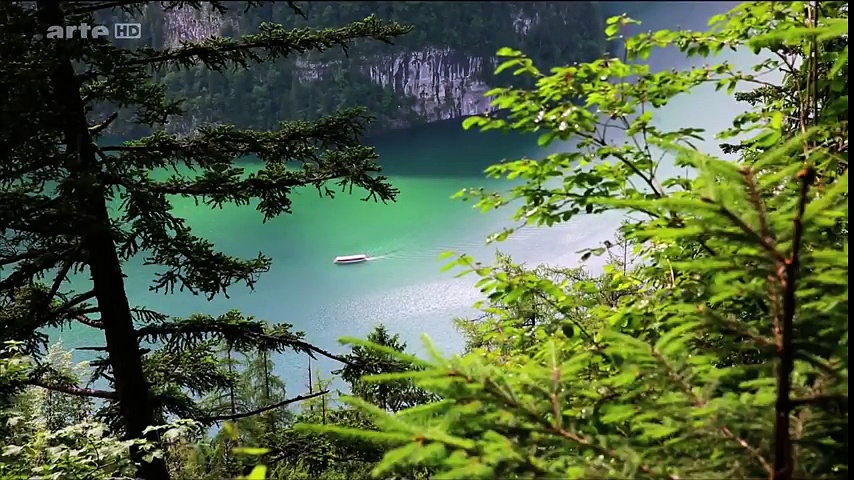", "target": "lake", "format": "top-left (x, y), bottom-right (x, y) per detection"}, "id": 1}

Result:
top-left (53, 1), bottom-right (755, 388)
